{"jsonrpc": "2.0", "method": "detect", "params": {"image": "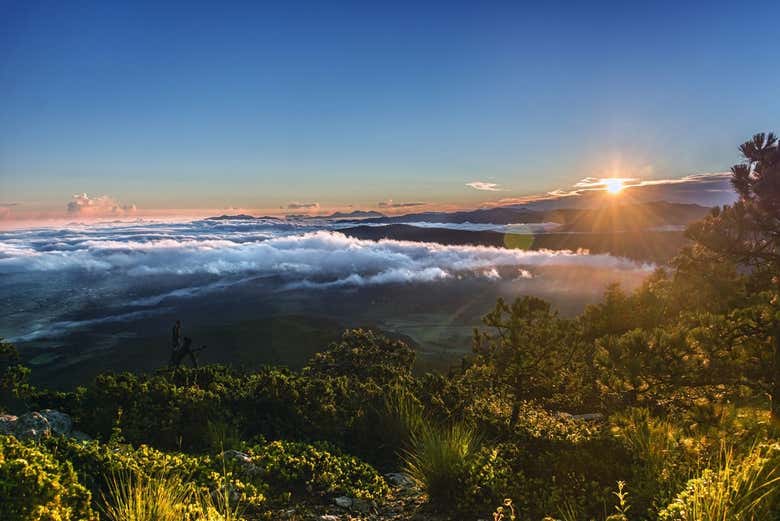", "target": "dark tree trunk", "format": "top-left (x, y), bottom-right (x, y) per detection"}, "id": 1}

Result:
top-left (773, 321), bottom-right (780, 419)
top-left (509, 401), bottom-right (520, 427)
